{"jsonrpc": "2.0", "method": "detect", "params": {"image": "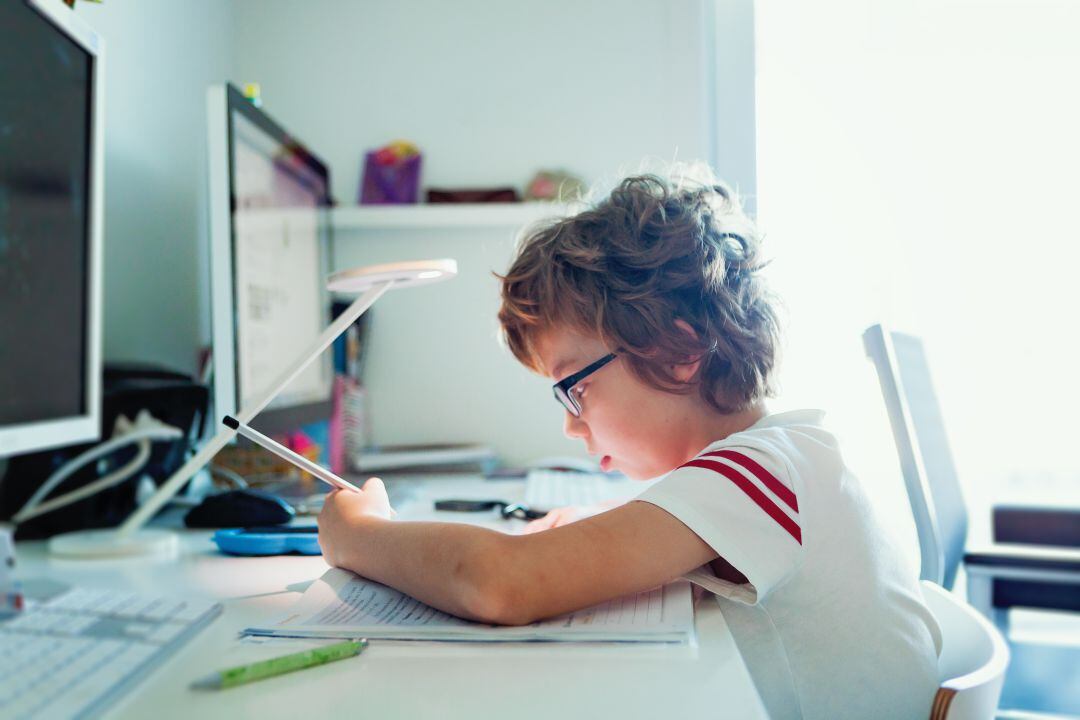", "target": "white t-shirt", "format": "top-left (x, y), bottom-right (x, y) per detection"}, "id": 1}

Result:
top-left (637, 409), bottom-right (941, 720)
